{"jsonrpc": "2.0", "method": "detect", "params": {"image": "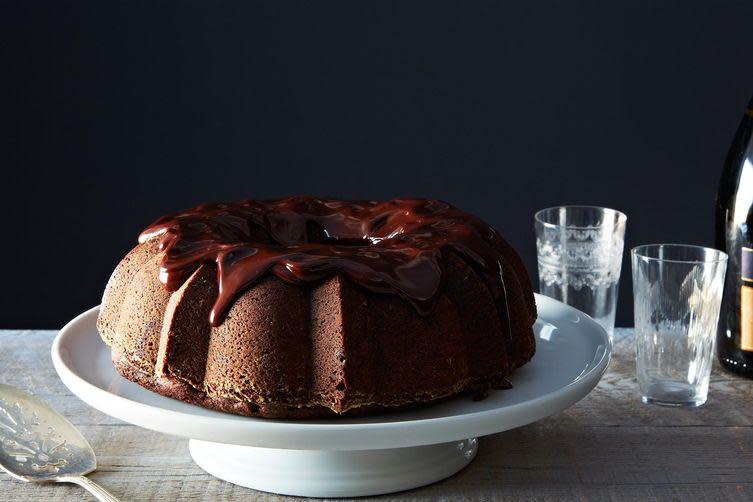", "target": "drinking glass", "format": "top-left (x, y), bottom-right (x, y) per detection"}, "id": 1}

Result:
top-left (631, 244), bottom-right (727, 407)
top-left (535, 206), bottom-right (627, 339)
